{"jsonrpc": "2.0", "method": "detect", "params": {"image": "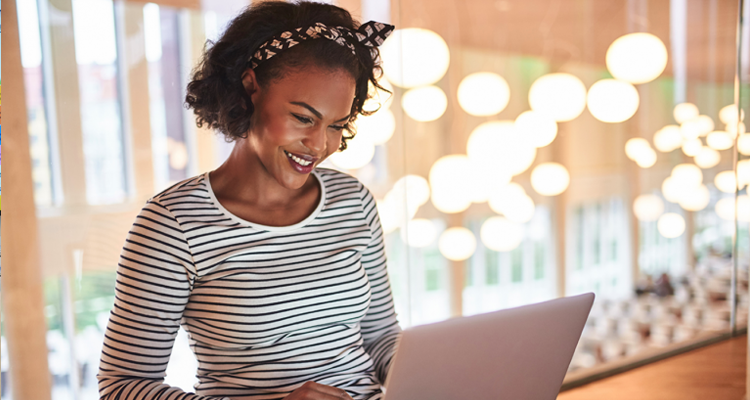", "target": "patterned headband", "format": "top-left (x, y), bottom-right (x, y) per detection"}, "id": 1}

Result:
top-left (249, 20), bottom-right (395, 69)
